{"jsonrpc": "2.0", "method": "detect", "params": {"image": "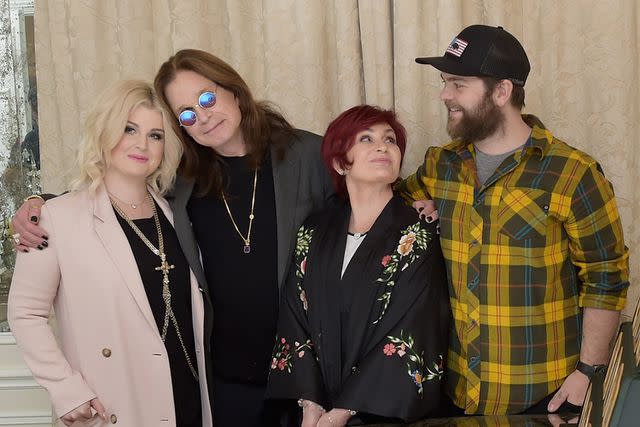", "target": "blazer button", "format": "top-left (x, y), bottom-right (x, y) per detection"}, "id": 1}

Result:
top-left (110, 414), bottom-right (117, 423)
top-left (102, 348), bottom-right (112, 358)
